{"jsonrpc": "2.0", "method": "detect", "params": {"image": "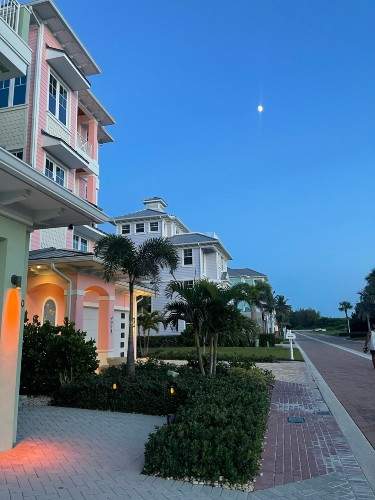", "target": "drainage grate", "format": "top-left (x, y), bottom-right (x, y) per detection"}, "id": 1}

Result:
top-left (287, 416), bottom-right (305, 424)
